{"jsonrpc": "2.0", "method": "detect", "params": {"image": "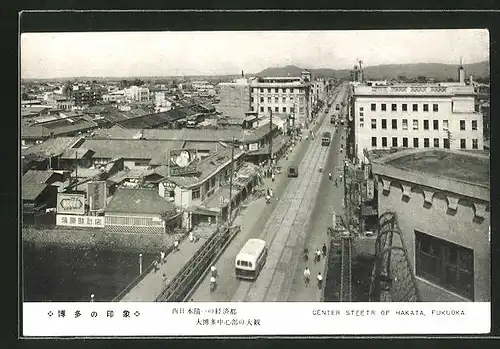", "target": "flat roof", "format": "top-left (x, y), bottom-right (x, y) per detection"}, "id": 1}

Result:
top-left (369, 148), bottom-right (490, 187)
